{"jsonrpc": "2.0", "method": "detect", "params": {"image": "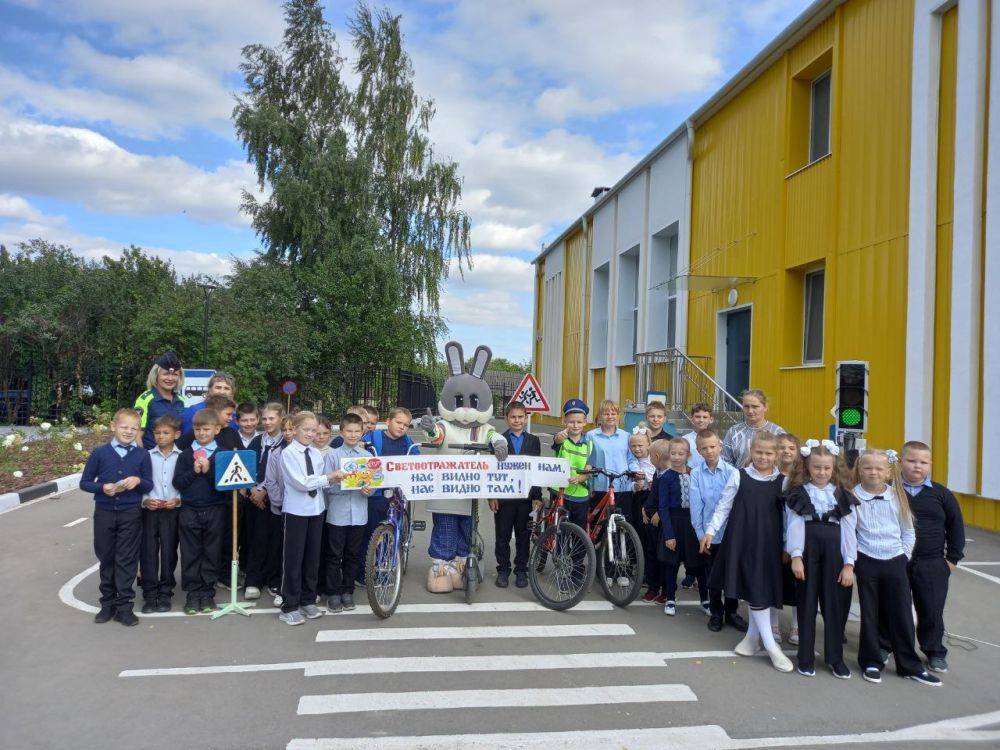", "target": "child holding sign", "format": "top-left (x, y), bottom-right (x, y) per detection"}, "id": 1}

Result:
top-left (323, 413), bottom-right (373, 612)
